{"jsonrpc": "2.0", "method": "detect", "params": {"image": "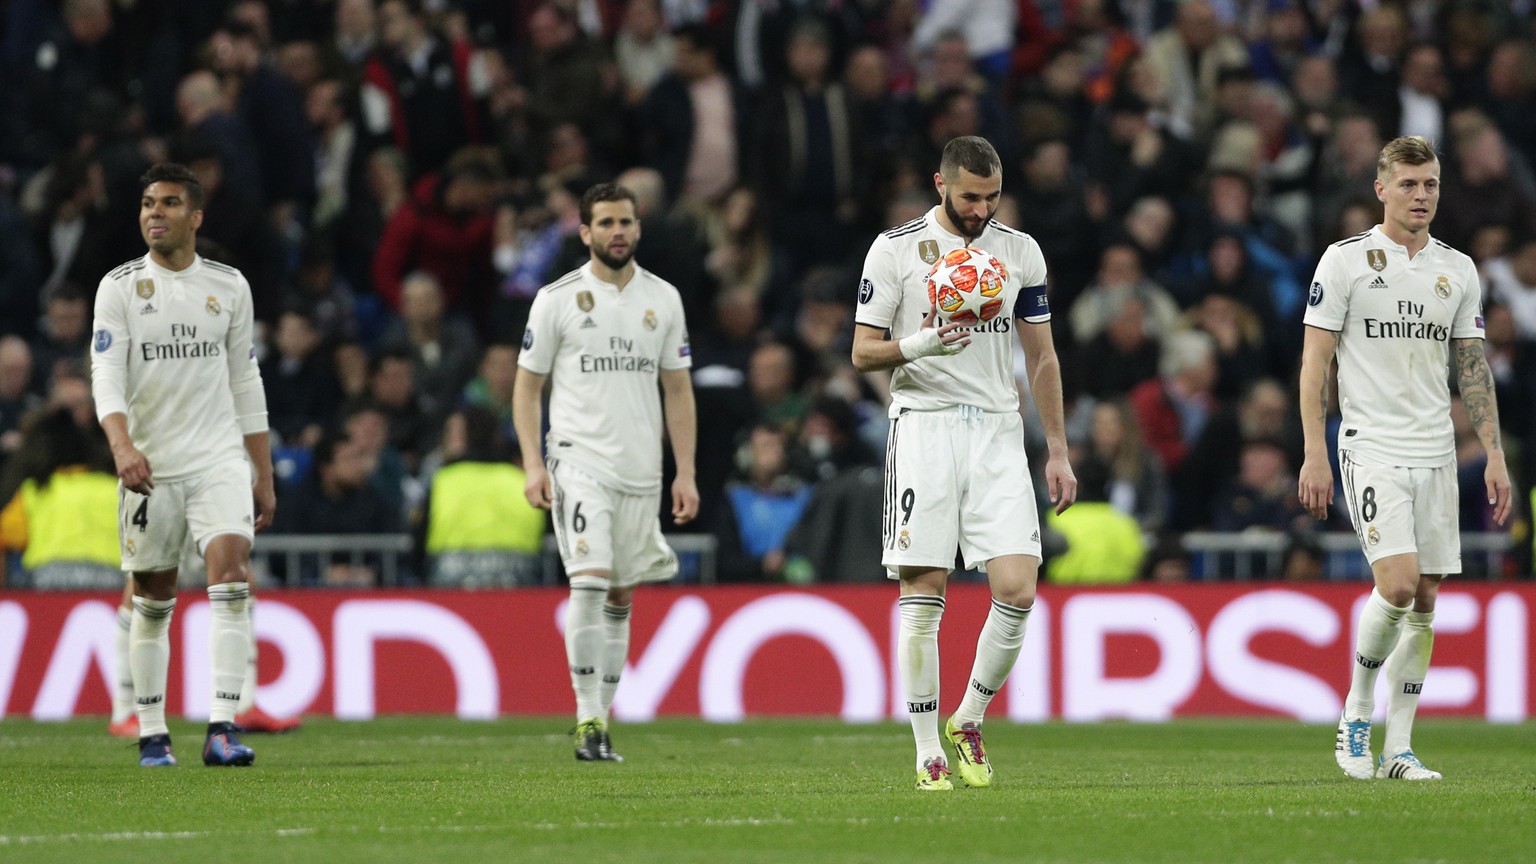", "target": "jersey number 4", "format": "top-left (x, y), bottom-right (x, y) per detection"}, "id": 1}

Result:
top-left (132, 499), bottom-right (149, 532)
